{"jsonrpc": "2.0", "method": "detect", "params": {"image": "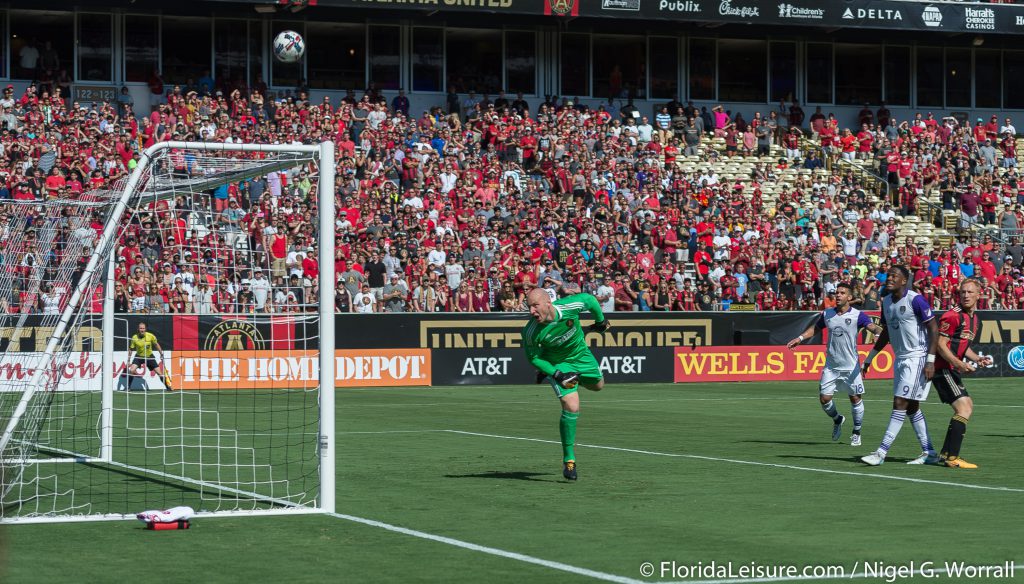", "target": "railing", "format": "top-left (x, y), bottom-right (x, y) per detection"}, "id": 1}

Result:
top-left (834, 156), bottom-right (892, 203)
top-left (916, 196), bottom-right (1018, 247)
top-left (795, 135), bottom-right (891, 202)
